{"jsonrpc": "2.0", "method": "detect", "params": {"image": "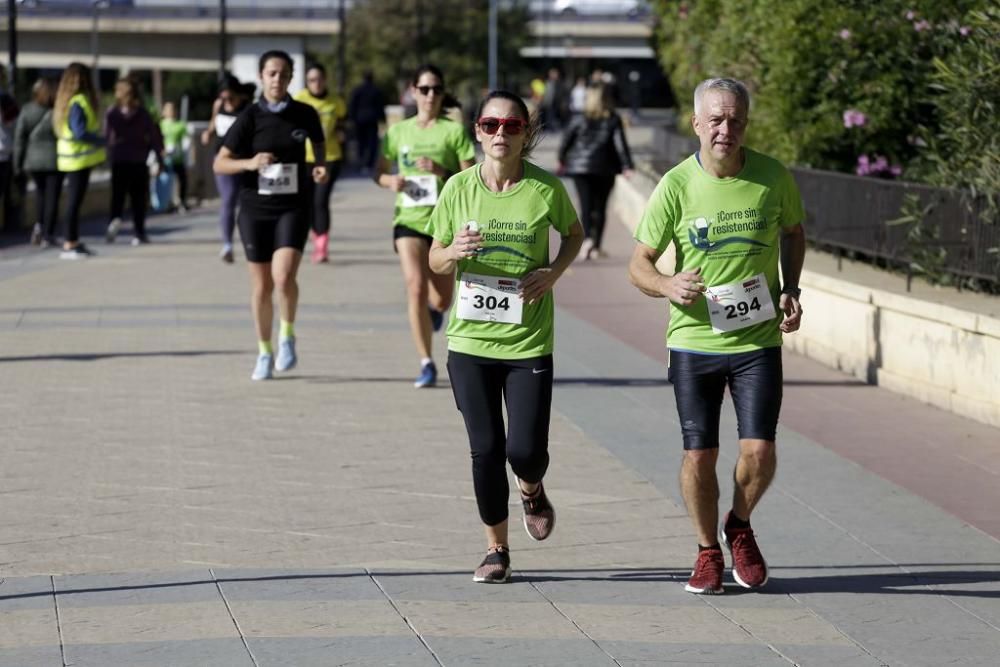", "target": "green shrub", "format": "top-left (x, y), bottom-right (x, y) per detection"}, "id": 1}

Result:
top-left (650, 0), bottom-right (990, 187)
